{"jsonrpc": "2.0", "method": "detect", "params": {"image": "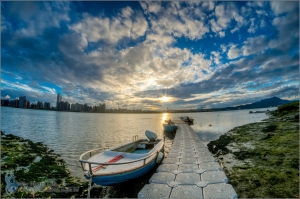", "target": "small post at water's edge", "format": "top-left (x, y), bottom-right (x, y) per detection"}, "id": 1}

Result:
top-left (87, 174), bottom-right (92, 199)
